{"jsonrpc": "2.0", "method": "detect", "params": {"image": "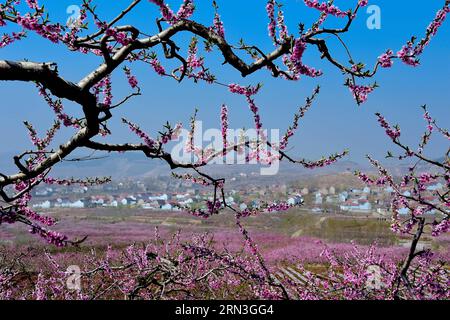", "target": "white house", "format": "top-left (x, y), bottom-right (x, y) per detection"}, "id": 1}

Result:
top-left (315, 193), bottom-right (323, 205)
top-left (288, 195), bottom-right (304, 206)
top-left (180, 198), bottom-right (194, 206)
top-left (69, 200), bottom-right (85, 209)
top-left (339, 192), bottom-right (349, 203)
top-left (397, 207), bottom-right (410, 215)
top-left (149, 194), bottom-right (169, 201)
top-left (161, 203), bottom-right (173, 211)
top-left (385, 187), bottom-right (394, 193)
top-left (176, 193), bottom-right (190, 200)
top-left (427, 183), bottom-right (443, 191)
top-left (33, 200), bottom-right (51, 209)
top-left (340, 200), bottom-right (372, 212)
top-left (110, 200), bottom-right (118, 207)
top-left (226, 196), bottom-right (235, 205)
